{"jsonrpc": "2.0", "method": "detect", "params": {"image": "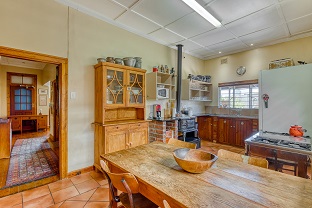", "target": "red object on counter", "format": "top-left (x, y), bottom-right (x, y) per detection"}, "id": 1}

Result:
top-left (289, 125), bottom-right (305, 137)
